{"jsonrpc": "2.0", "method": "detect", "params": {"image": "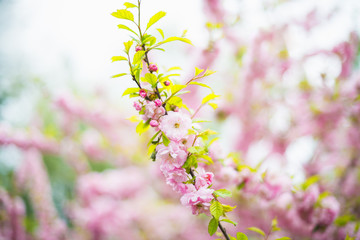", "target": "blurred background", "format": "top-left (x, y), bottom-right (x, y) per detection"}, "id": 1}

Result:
top-left (1, 0), bottom-right (360, 239)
